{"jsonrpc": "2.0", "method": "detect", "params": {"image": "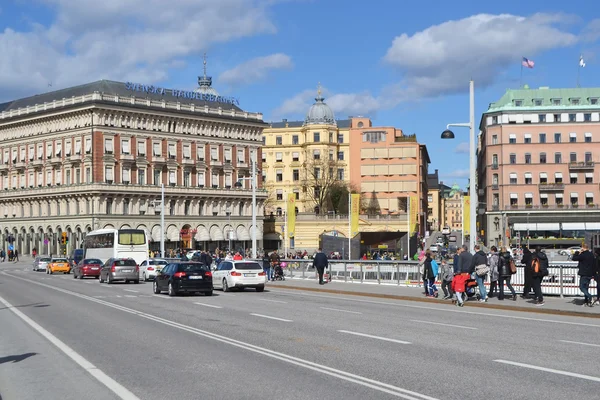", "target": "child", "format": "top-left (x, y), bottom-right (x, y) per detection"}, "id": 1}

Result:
top-left (452, 273), bottom-right (469, 307)
top-left (440, 259), bottom-right (454, 300)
